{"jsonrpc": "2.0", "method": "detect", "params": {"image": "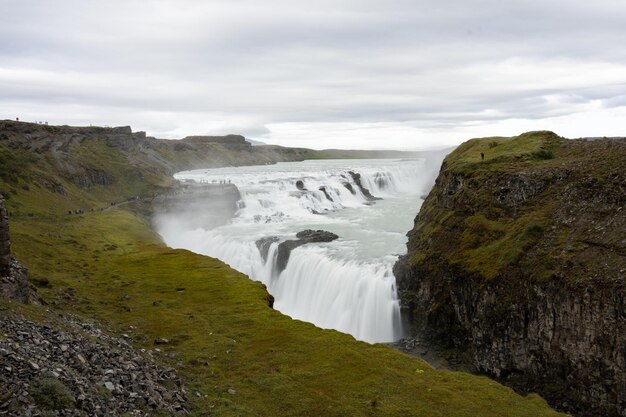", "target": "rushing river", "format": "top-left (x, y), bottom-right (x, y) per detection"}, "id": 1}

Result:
top-left (157, 157), bottom-right (444, 343)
